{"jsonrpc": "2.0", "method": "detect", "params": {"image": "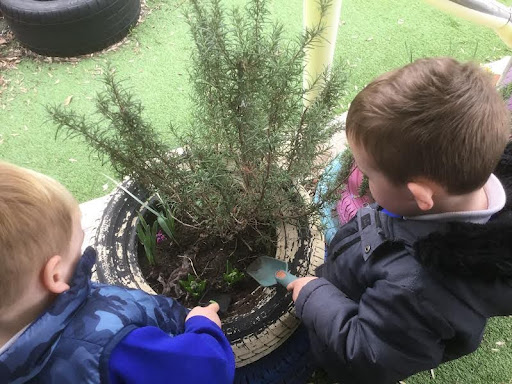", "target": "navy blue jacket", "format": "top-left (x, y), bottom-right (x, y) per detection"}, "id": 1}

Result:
top-left (0, 247), bottom-right (235, 384)
top-left (296, 144), bottom-right (512, 383)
